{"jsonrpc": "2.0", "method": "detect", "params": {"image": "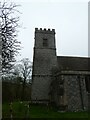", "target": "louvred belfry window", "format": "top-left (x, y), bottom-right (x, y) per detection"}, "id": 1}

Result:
top-left (43, 38), bottom-right (48, 47)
